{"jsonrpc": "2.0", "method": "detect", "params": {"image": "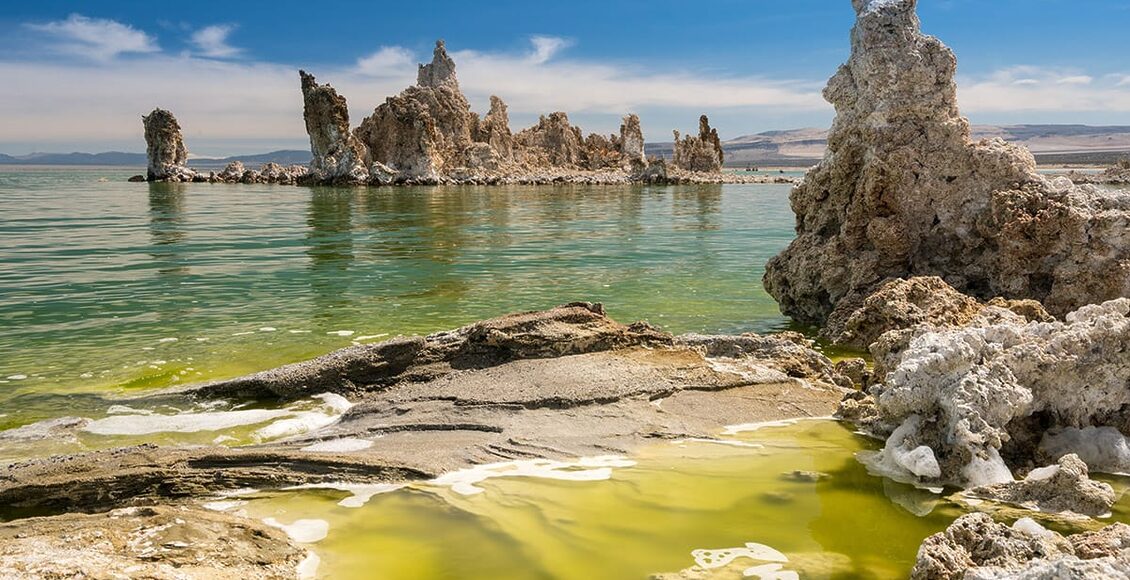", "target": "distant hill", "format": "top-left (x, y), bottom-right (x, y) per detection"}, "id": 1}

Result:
top-left (646, 124), bottom-right (1130, 167)
top-left (189, 150), bottom-right (312, 168)
top-left (0, 150), bottom-right (312, 167)
top-left (0, 151), bottom-right (148, 165)
top-left (5, 126), bottom-right (1130, 168)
